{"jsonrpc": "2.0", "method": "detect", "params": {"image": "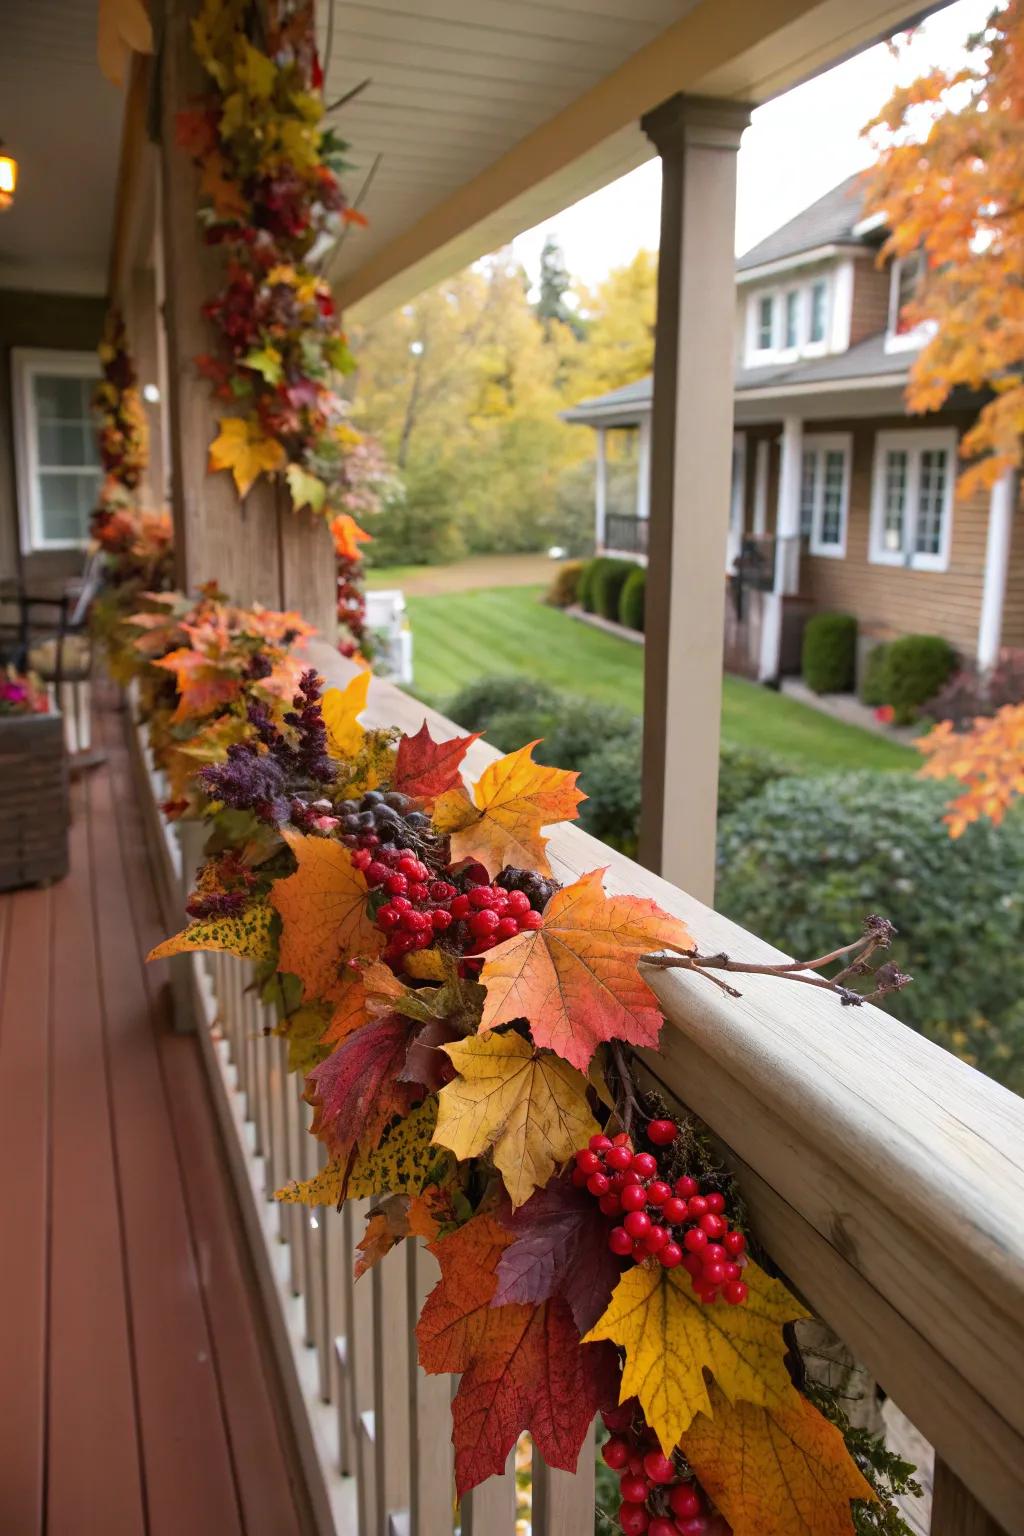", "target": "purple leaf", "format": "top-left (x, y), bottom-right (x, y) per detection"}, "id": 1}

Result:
top-left (493, 1175), bottom-right (622, 1334)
